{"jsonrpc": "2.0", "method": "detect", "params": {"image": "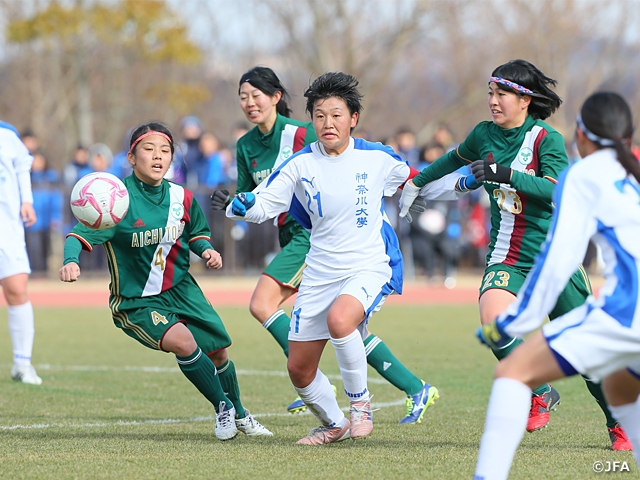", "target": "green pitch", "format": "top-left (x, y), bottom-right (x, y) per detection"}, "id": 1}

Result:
top-left (0, 305), bottom-right (634, 479)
